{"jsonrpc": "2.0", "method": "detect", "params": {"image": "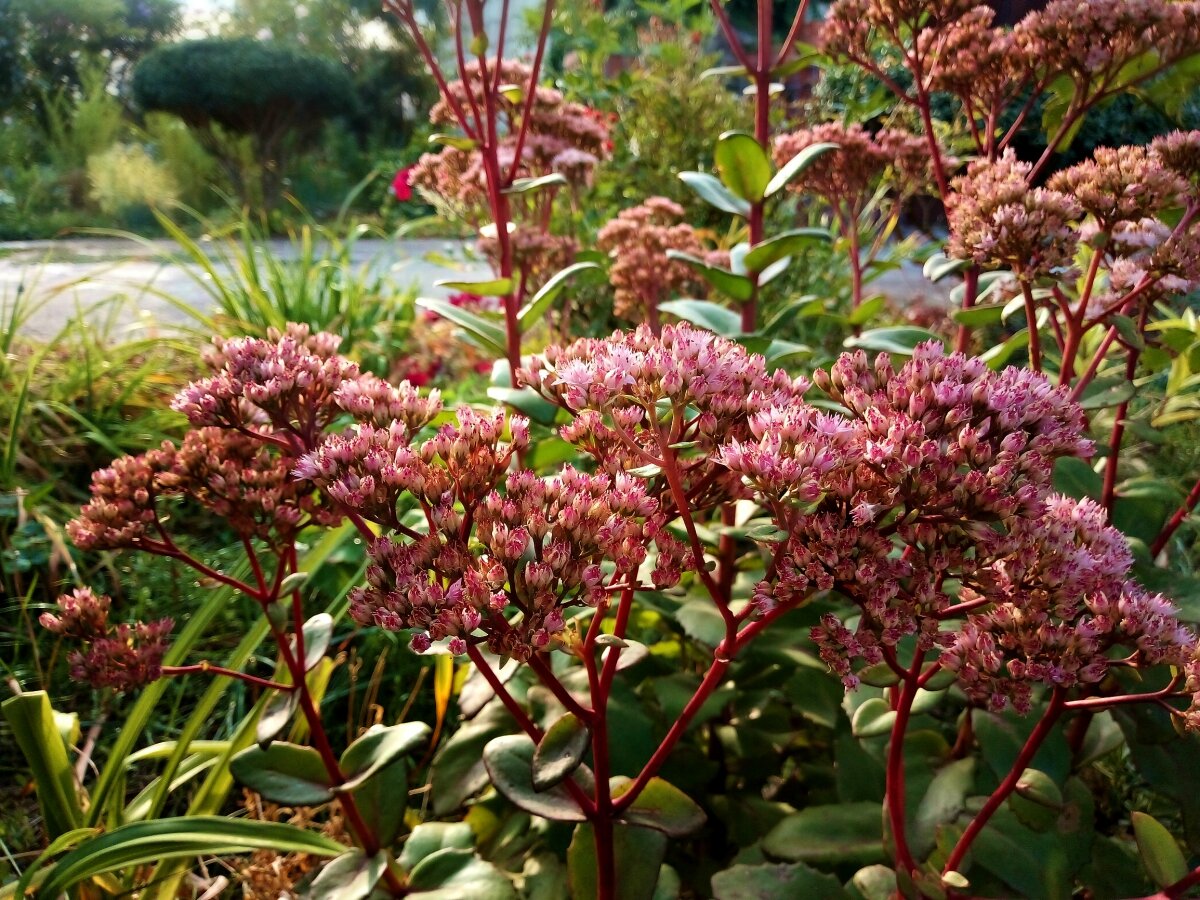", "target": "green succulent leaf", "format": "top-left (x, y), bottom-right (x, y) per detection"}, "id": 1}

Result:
top-left (416, 297), bottom-right (507, 356)
top-left (568, 823), bottom-right (667, 900)
top-left (714, 131), bottom-right (772, 203)
top-left (765, 142), bottom-right (839, 197)
top-left (309, 849), bottom-right (388, 900)
top-left (613, 776), bottom-right (707, 837)
top-left (428, 132), bottom-right (478, 151)
top-left (743, 228), bottom-right (833, 273)
top-left (763, 802), bottom-right (887, 866)
top-left (483, 734), bottom-right (592, 822)
top-left (230, 742), bottom-right (334, 806)
top-left (665, 252), bottom-right (755, 301)
top-left (293, 613), bottom-right (333, 672)
top-left (503, 173), bottom-right (569, 195)
top-left (844, 327), bottom-right (942, 356)
top-left (338, 721), bottom-right (430, 792)
top-left (533, 713), bottom-right (591, 791)
top-left (406, 848), bottom-right (517, 899)
top-left (1133, 811), bottom-right (1189, 889)
top-left (923, 252), bottom-right (969, 283)
top-left (678, 171), bottom-right (752, 217)
top-left (659, 299), bottom-right (743, 336)
top-left (398, 822), bottom-right (475, 872)
top-left (711, 862), bottom-right (850, 899)
top-left (518, 261), bottom-right (602, 328)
